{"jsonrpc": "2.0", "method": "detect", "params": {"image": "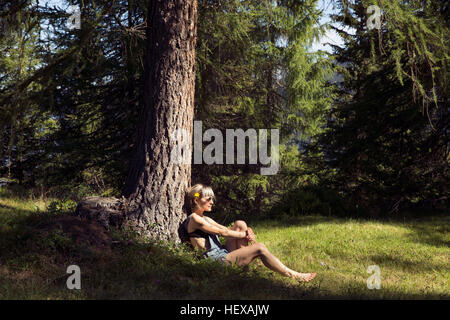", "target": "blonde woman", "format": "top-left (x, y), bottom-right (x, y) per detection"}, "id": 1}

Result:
top-left (182, 184), bottom-right (316, 283)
